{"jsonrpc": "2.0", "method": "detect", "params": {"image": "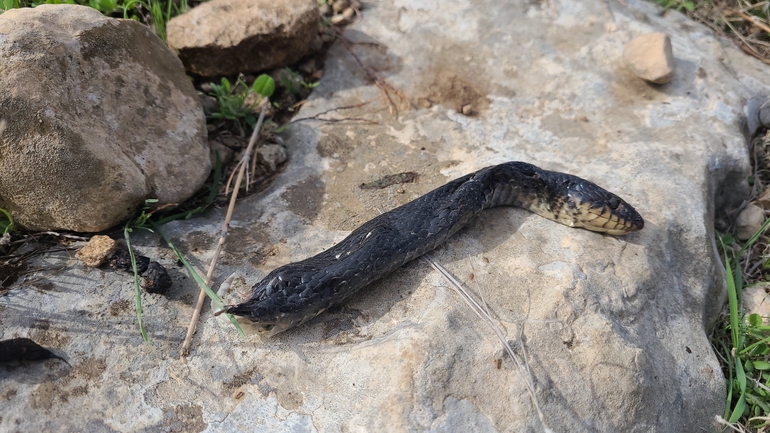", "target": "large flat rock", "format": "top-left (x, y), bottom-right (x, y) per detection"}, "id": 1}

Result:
top-left (1, 0), bottom-right (763, 431)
